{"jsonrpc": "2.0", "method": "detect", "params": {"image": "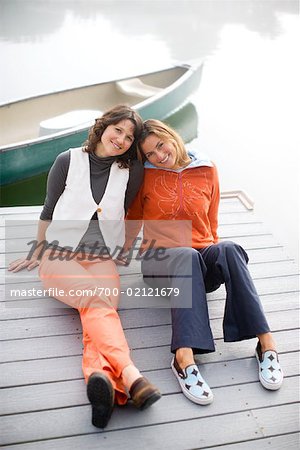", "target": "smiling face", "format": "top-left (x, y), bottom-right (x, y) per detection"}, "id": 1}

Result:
top-left (141, 133), bottom-right (178, 169)
top-left (95, 119), bottom-right (135, 157)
